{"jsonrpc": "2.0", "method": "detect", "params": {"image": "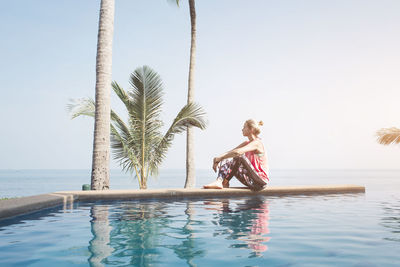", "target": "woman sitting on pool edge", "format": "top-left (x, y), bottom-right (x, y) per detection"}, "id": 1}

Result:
top-left (204, 119), bottom-right (269, 190)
